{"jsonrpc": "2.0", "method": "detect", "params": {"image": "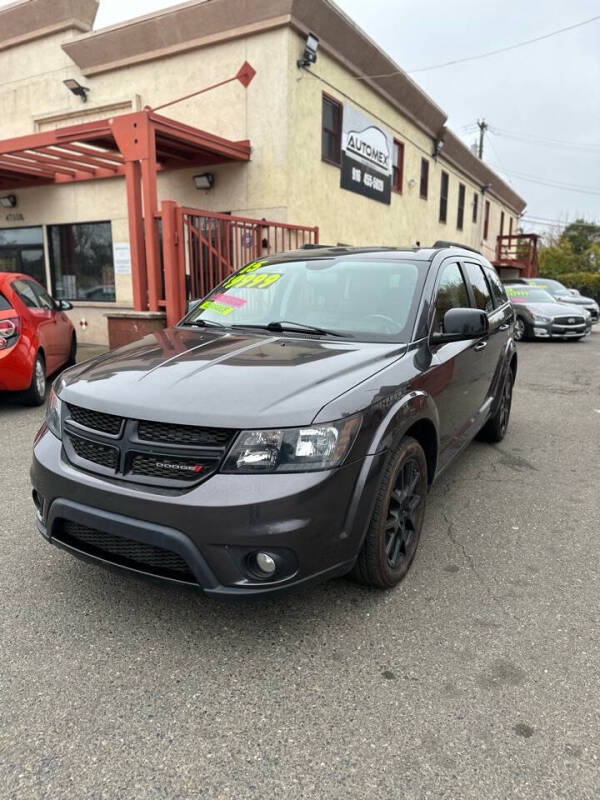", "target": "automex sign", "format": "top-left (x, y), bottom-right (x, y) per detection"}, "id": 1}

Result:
top-left (340, 105), bottom-right (393, 204)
